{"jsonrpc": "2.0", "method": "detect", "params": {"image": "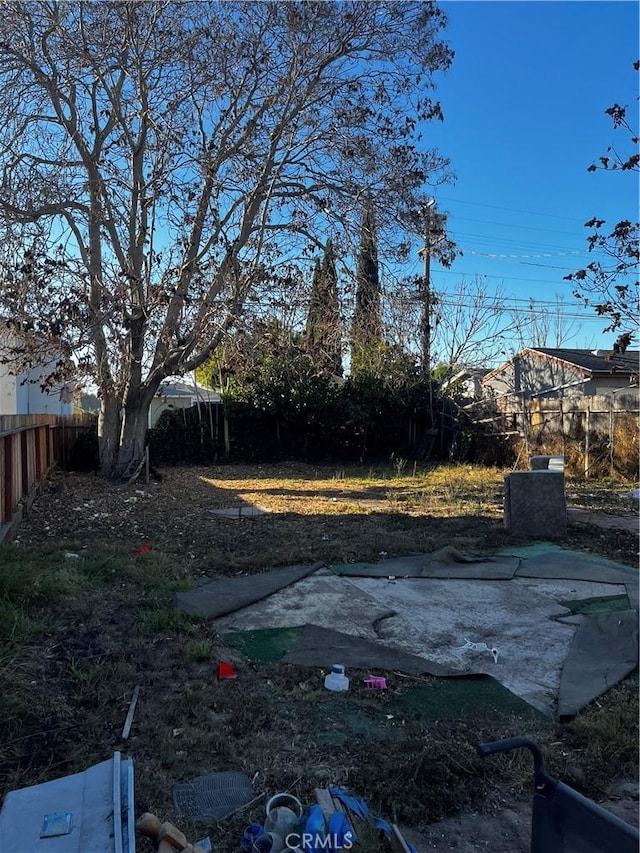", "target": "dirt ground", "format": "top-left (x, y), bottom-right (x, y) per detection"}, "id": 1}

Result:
top-left (5, 464), bottom-right (639, 852)
top-left (404, 780), bottom-right (639, 851)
